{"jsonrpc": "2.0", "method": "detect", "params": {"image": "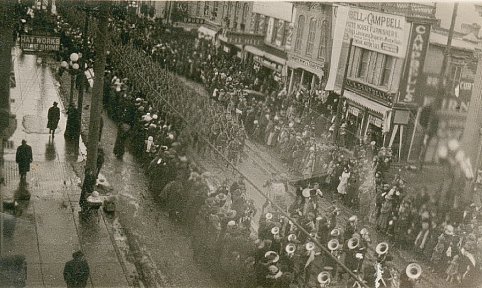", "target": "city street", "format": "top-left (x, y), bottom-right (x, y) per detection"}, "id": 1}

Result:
top-left (2, 1), bottom-right (482, 288)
